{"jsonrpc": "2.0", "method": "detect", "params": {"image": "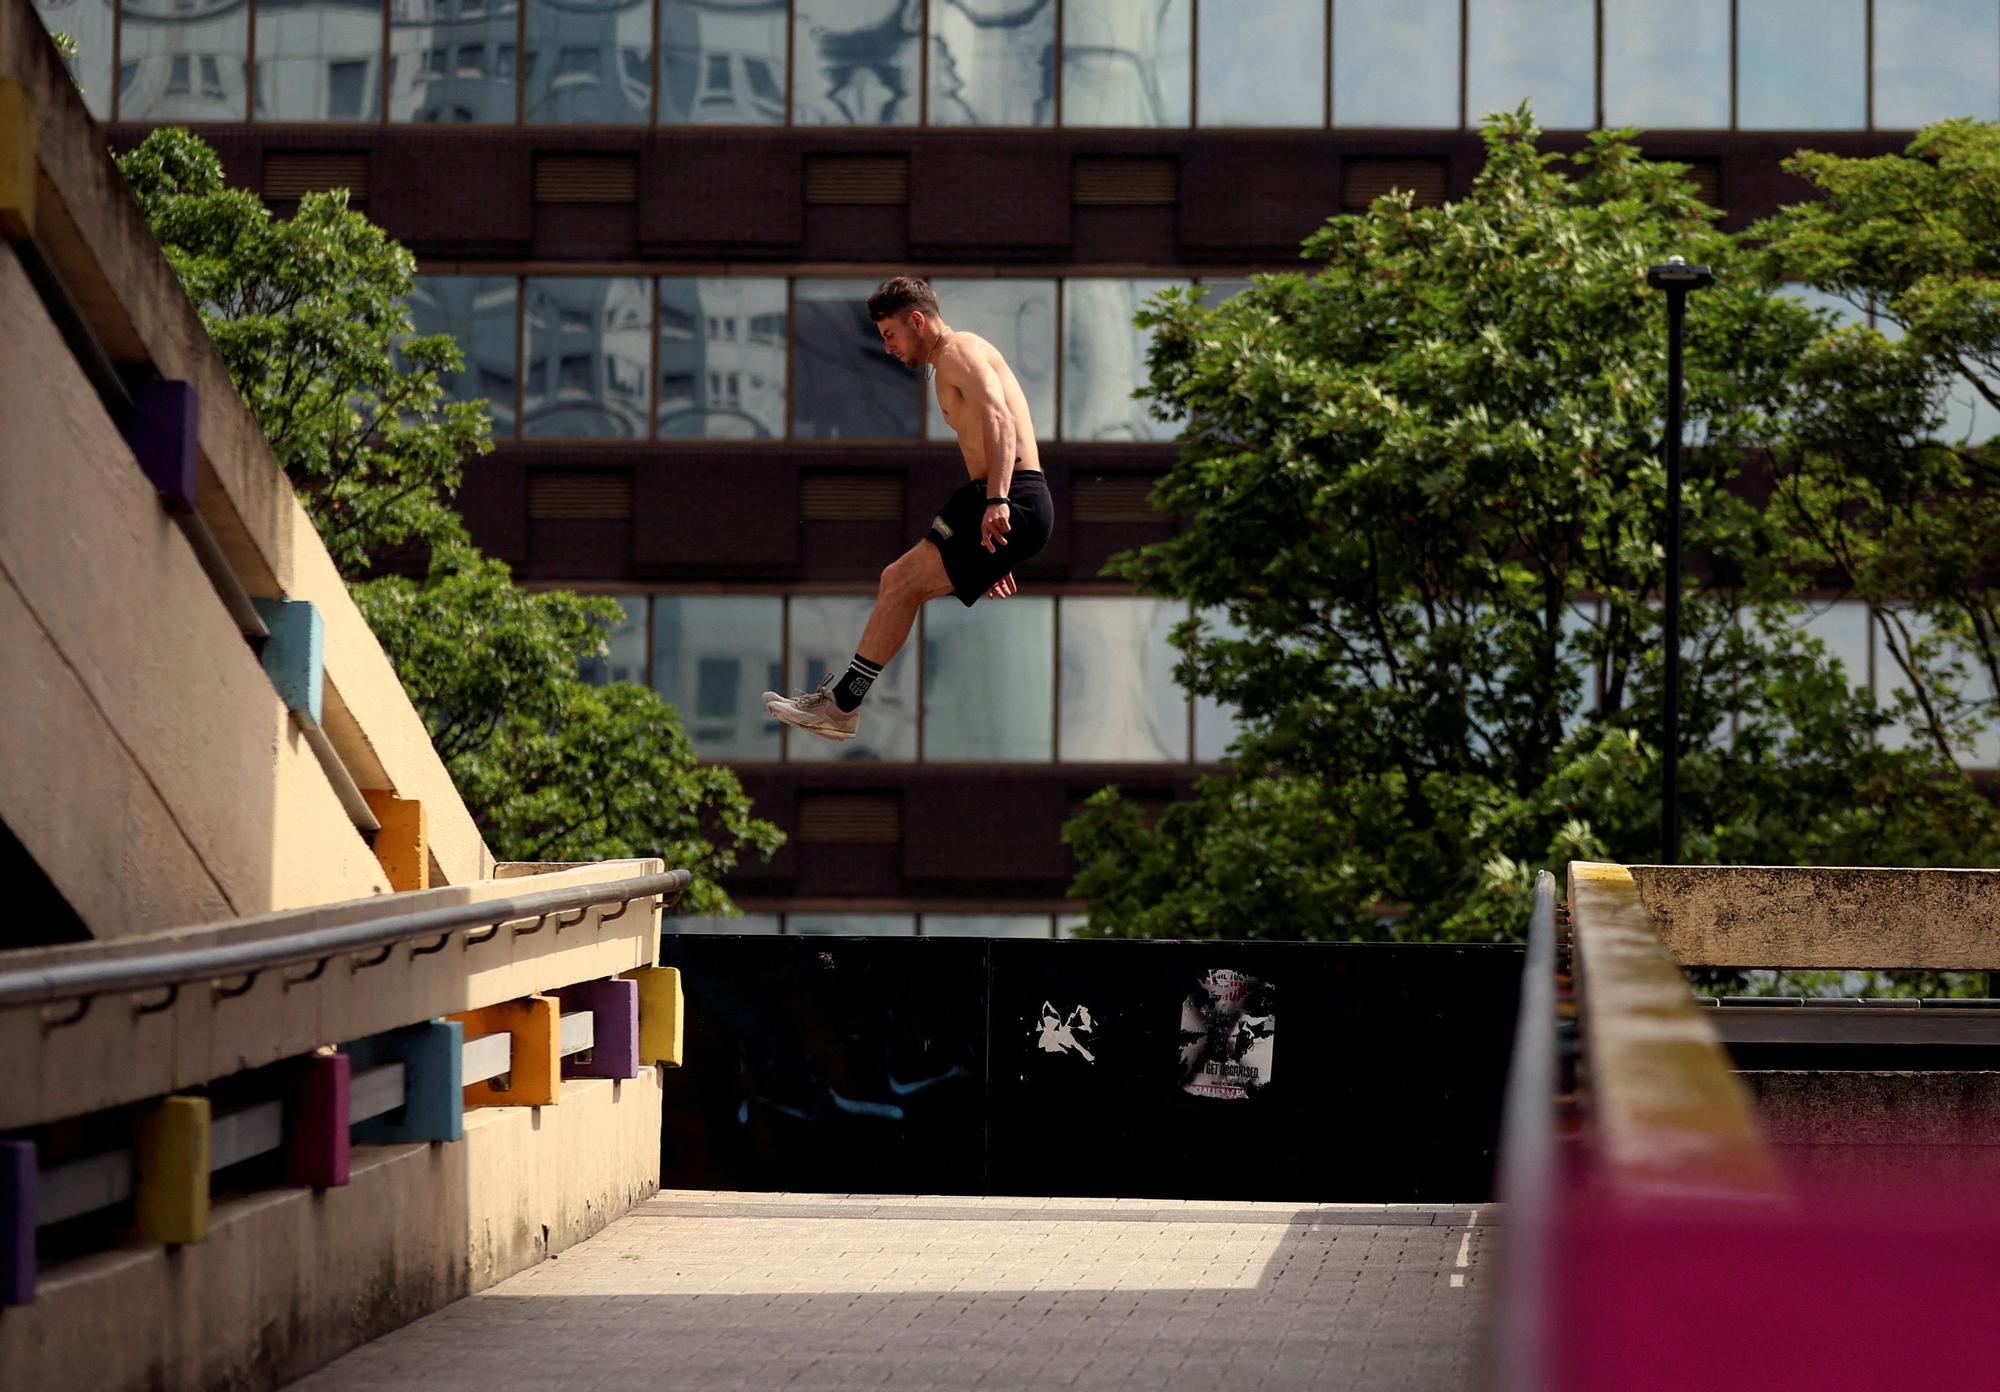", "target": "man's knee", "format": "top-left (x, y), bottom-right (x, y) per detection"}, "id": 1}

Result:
top-left (882, 548), bottom-right (944, 603)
